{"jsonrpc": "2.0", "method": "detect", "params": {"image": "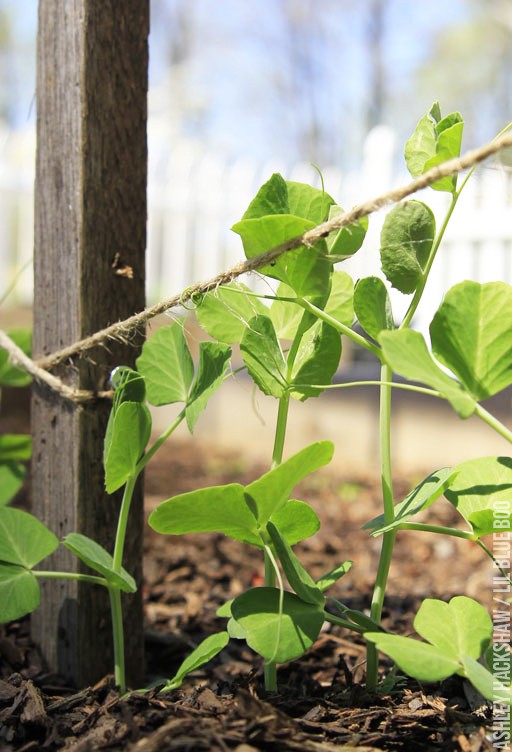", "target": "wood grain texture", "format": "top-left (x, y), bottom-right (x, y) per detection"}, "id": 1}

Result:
top-left (32, 0), bottom-right (149, 687)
